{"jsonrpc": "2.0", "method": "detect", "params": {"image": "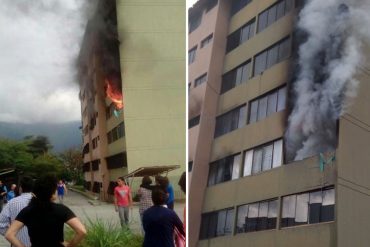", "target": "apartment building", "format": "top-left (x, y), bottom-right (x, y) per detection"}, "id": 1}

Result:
top-left (189, 0), bottom-right (370, 246)
top-left (79, 0), bottom-right (186, 200)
